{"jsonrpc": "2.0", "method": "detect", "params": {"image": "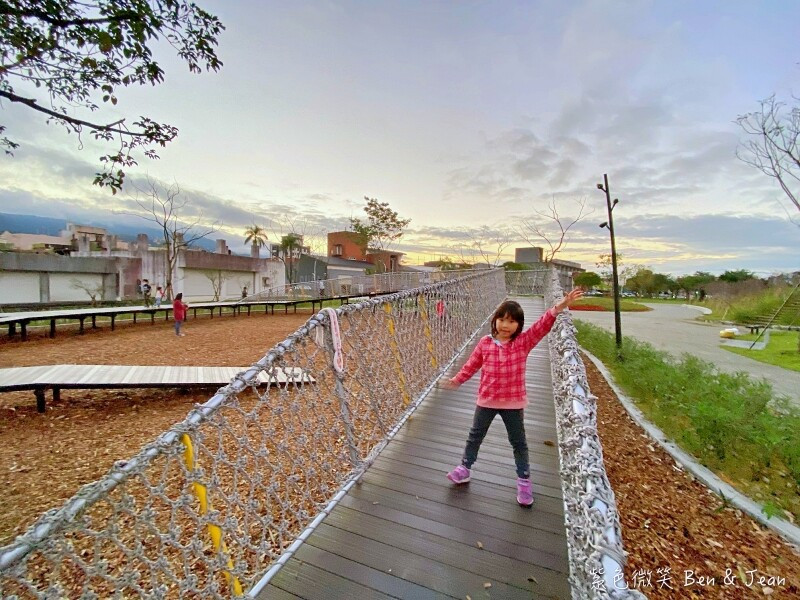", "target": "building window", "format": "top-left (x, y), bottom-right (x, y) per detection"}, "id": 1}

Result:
top-left (333, 244), bottom-right (343, 256)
